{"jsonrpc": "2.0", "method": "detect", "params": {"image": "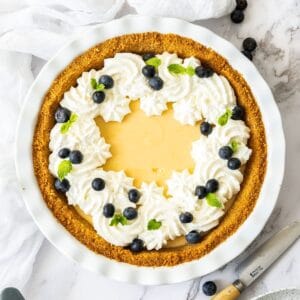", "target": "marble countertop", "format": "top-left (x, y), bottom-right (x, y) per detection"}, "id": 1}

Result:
top-left (23, 1), bottom-right (300, 299)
